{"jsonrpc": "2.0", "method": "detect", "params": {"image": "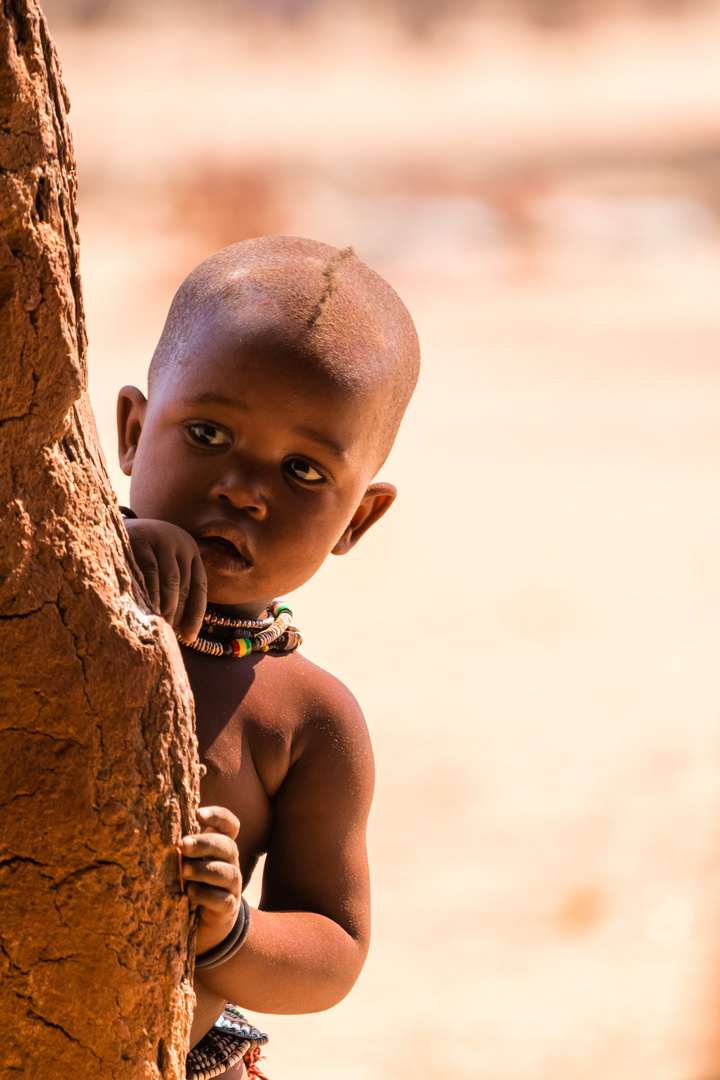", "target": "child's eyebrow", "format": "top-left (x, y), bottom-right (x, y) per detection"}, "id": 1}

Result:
top-left (184, 391), bottom-right (248, 411)
top-left (291, 425), bottom-right (346, 460)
